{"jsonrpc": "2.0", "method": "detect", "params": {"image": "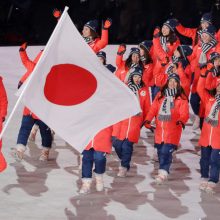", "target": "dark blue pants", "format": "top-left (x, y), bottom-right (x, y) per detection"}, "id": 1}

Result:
top-left (151, 85), bottom-right (160, 102)
top-left (190, 92), bottom-right (200, 115)
top-left (155, 143), bottom-right (176, 173)
top-left (17, 115), bottom-right (52, 148)
top-left (113, 138), bottom-right (133, 170)
top-left (82, 148), bottom-right (106, 178)
top-left (200, 146), bottom-right (220, 183)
